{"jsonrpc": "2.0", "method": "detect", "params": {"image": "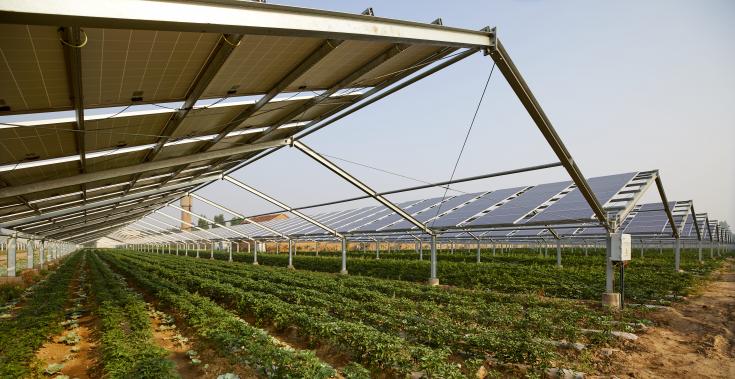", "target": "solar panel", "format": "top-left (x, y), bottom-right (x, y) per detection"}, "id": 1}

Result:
top-left (622, 202), bottom-right (674, 235)
top-left (466, 180), bottom-right (572, 226)
top-left (431, 187), bottom-right (526, 228)
top-left (352, 200), bottom-right (424, 232)
top-left (360, 199), bottom-right (438, 231)
top-left (528, 172), bottom-right (637, 223)
top-left (381, 196), bottom-right (447, 230)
